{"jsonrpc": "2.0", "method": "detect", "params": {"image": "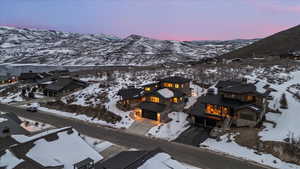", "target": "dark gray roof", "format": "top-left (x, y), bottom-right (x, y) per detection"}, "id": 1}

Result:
top-left (96, 148), bottom-right (163, 169)
top-left (199, 95), bottom-right (248, 109)
top-left (118, 88), bottom-right (143, 99)
top-left (0, 113), bottom-right (29, 138)
top-left (45, 78), bottom-right (87, 91)
top-left (158, 76), bottom-right (190, 84)
top-left (19, 73), bottom-right (43, 80)
top-left (139, 102), bottom-right (166, 113)
top-left (215, 80), bottom-right (243, 89)
top-left (220, 84), bottom-right (257, 94)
